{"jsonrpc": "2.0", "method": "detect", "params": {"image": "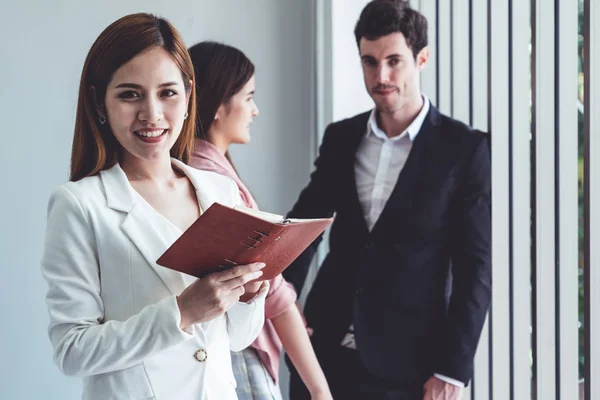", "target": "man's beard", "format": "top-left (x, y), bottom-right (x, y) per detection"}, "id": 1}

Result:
top-left (375, 95), bottom-right (406, 114)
